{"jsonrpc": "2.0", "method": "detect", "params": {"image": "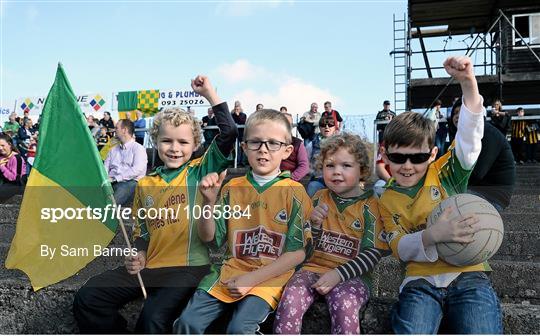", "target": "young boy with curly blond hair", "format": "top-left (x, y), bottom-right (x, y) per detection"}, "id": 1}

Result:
top-left (73, 76), bottom-right (237, 333)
